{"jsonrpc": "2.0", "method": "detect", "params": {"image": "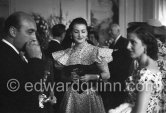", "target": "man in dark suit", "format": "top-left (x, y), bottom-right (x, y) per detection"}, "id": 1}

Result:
top-left (103, 24), bottom-right (132, 111)
top-left (45, 24), bottom-right (66, 113)
top-left (0, 11), bottom-right (45, 113)
top-left (45, 24), bottom-right (66, 58)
